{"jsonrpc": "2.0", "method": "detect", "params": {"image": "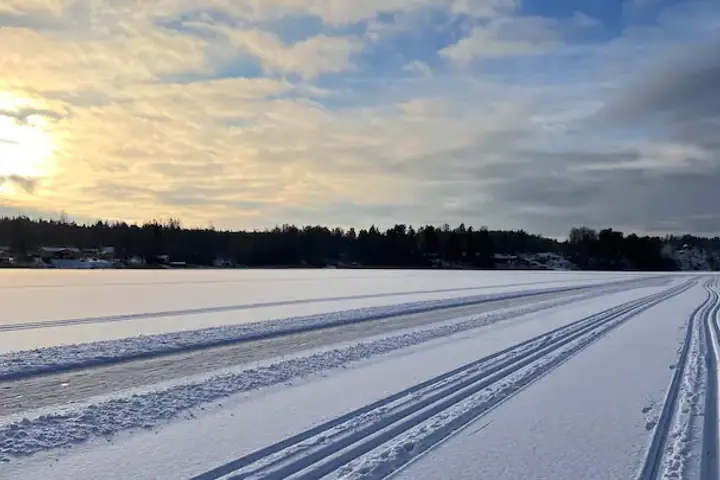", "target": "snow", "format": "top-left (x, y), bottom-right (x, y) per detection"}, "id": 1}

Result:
top-left (641, 278), bottom-right (720, 479)
top-left (0, 276), bottom-right (660, 377)
top-left (0, 279), bottom-right (688, 479)
top-left (0, 270), bottom-right (649, 351)
top-left (392, 281), bottom-right (708, 480)
top-left (0, 285), bottom-right (666, 460)
top-left (0, 269), bottom-right (631, 327)
top-left (0, 270), bottom-right (716, 480)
